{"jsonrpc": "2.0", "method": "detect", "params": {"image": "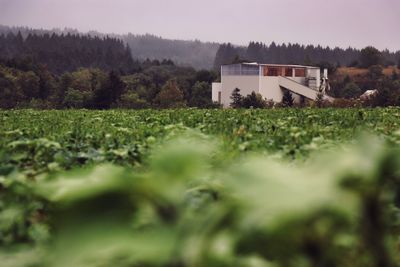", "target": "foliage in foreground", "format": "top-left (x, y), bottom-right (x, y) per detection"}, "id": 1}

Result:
top-left (1, 133), bottom-right (400, 267)
top-left (1, 109), bottom-right (400, 266)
